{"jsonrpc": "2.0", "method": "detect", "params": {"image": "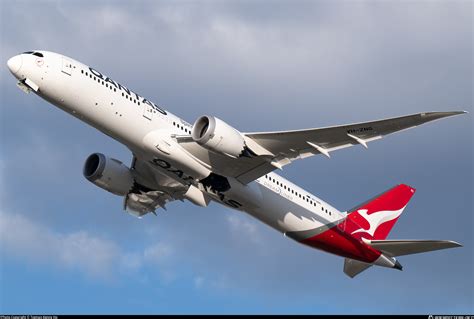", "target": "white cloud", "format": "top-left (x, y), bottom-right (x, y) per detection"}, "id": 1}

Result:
top-left (0, 210), bottom-right (176, 281)
top-left (144, 242), bottom-right (173, 265)
top-left (2, 1), bottom-right (470, 95)
top-left (226, 214), bottom-right (263, 247)
top-left (119, 252), bottom-right (143, 272)
top-left (0, 211), bottom-right (119, 278)
top-left (58, 231), bottom-right (120, 276)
